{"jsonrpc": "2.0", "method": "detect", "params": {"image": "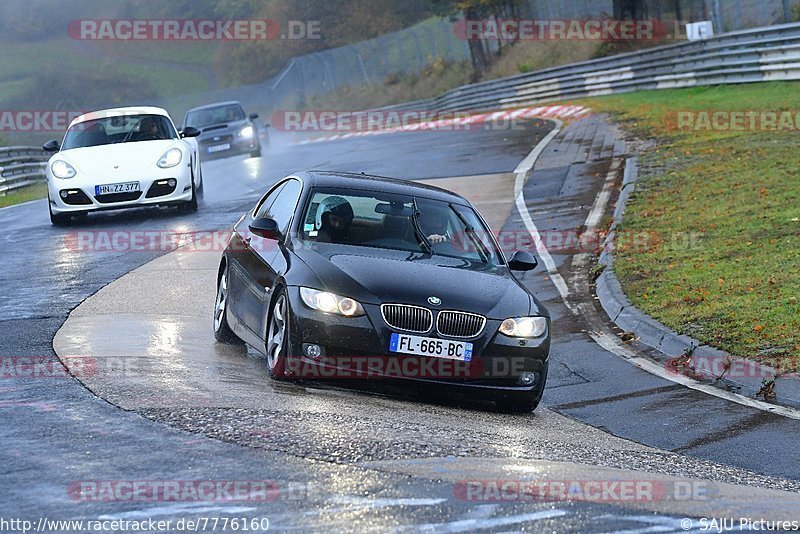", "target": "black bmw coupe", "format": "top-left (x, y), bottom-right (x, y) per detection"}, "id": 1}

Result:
top-left (213, 171), bottom-right (550, 411)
